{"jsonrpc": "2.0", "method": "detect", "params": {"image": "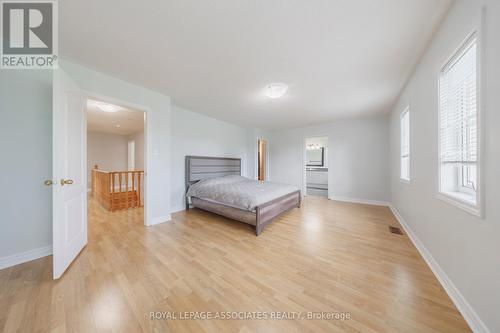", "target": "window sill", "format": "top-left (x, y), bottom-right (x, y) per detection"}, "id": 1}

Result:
top-left (400, 178), bottom-right (410, 184)
top-left (436, 191), bottom-right (482, 218)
